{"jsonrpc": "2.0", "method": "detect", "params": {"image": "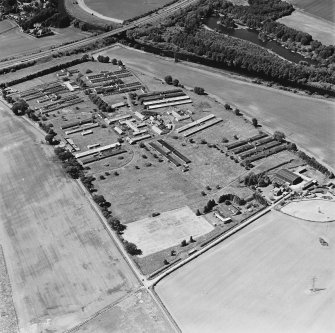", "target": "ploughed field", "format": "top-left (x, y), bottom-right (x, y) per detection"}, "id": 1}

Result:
top-left (103, 46), bottom-right (335, 169)
top-left (288, 0), bottom-right (335, 22)
top-left (84, 0), bottom-right (172, 21)
top-left (0, 100), bottom-right (171, 332)
top-left (156, 210), bottom-right (335, 333)
top-left (278, 11), bottom-right (335, 45)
